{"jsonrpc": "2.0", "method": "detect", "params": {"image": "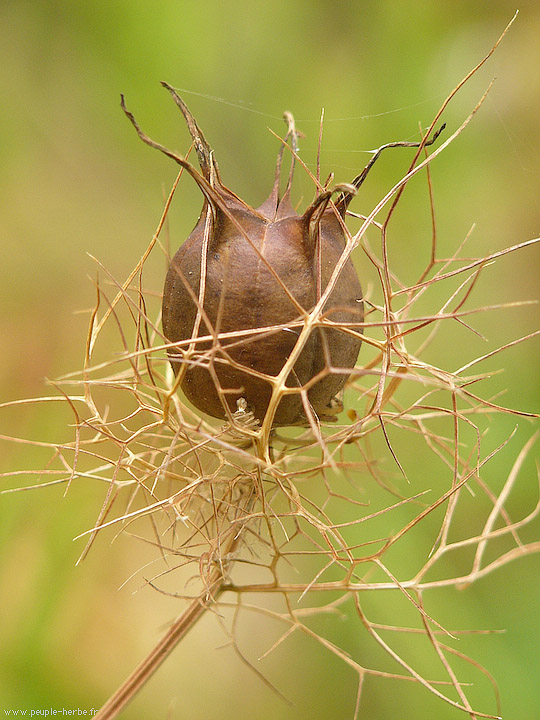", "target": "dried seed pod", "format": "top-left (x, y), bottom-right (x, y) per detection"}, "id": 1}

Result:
top-left (122, 85), bottom-right (364, 427)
